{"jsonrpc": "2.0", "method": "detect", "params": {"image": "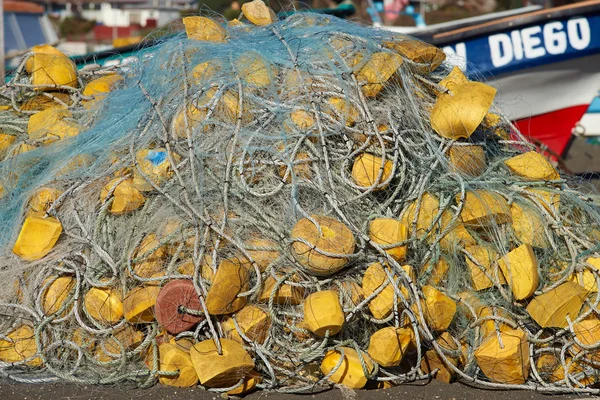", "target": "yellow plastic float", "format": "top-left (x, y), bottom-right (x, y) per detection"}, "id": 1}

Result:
top-left (241, 0), bottom-right (277, 26)
top-left (356, 52), bottom-right (404, 97)
top-left (290, 215), bottom-right (356, 276)
top-left (84, 286), bottom-right (124, 324)
top-left (42, 276), bottom-right (75, 315)
top-left (303, 290), bottom-right (345, 337)
top-left (447, 145), bottom-right (486, 177)
top-left (183, 16), bottom-right (227, 42)
top-left (100, 178), bottom-right (146, 215)
top-left (458, 190), bottom-right (512, 228)
top-left (367, 326), bottom-right (414, 367)
top-left (30, 52), bottom-right (78, 89)
top-left (12, 213), bottom-right (63, 261)
top-left (351, 153), bottom-right (393, 190)
top-left (158, 343), bottom-right (199, 387)
top-left (189, 338), bottom-right (255, 388)
top-left (497, 244), bottom-right (540, 300)
top-left (0, 325), bottom-right (42, 366)
top-left (504, 151), bottom-right (559, 181)
top-left (526, 281), bottom-right (588, 328)
top-left (123, 285), bottom-right (161, 323)
top-left (205, 259), bottom-right (249, 315)
top-left (222, 304), bottom-right (271, 344)
top-left (320, 347), bottom-right (374, 389)
top-left (369, 218), bottom-right (408, 260)
top-left (474, 329), bottom-right (530, 384)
